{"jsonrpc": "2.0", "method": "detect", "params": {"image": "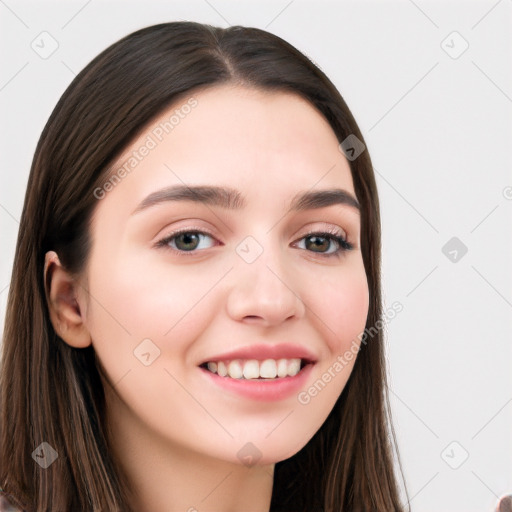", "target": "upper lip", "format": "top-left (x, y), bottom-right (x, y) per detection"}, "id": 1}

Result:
top-left (198, 343), bottom-right (318, 365)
